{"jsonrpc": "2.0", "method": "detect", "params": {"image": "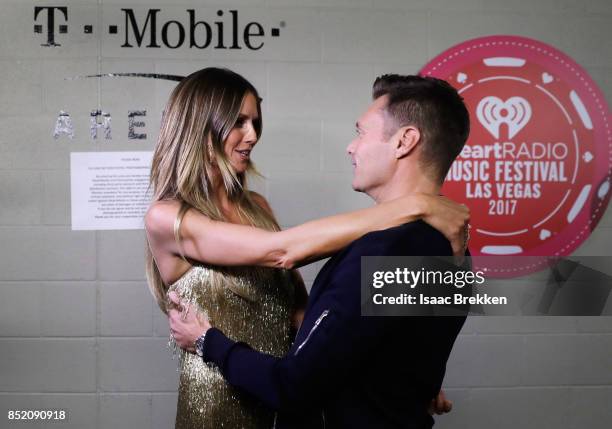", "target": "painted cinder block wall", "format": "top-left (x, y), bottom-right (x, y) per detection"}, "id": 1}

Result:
top-left (0, 1), bottom-right (610, 428)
